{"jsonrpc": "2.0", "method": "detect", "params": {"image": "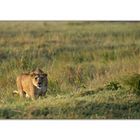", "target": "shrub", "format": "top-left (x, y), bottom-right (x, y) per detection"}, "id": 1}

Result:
top-left (105, 81), bottom-right (122, 91)
top-left (122, 73), bottom-right (140, 94)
